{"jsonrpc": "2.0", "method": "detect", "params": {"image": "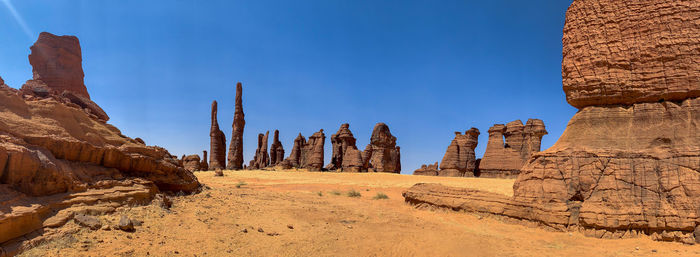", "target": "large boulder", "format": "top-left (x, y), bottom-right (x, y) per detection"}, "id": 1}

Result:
top-left (182, 154), bottom-right (202, 172)
top-left (226, 82), bottom-right (245, 170)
